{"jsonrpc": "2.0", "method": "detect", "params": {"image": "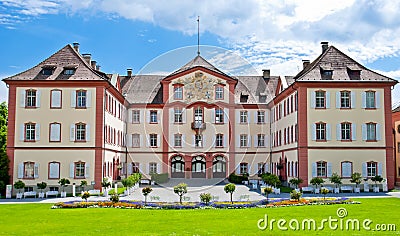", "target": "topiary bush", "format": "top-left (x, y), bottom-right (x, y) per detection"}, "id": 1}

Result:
top-left (109, 193), bottom-right (119, 203)
top-left (199, 193), bottom-right (212, 205)
top-left (228, 173), bottom-right (248, 184)
top-left (290, 190), bottom-right (302, 201)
